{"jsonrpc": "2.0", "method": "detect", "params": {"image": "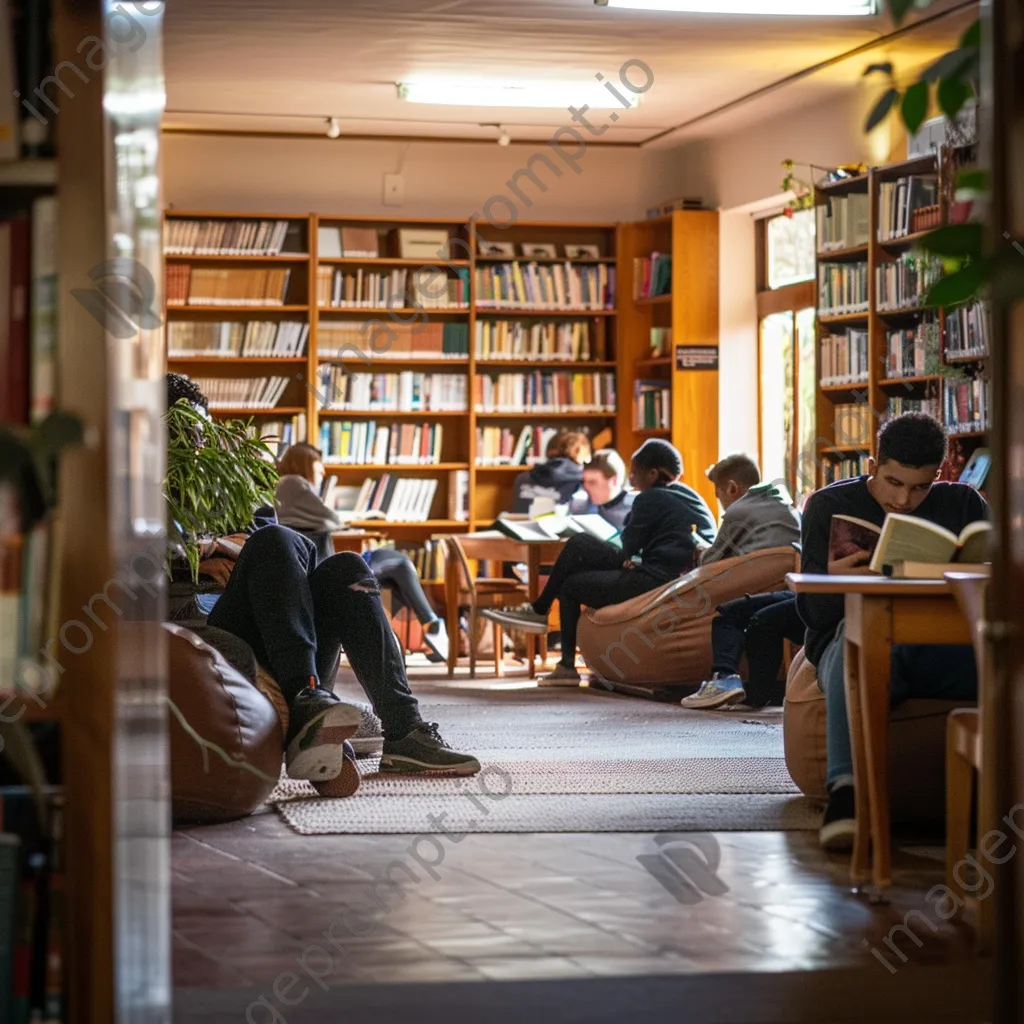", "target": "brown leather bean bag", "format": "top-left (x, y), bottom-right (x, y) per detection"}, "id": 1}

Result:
top-left (783, 646), bottom-right (973, 824)
top-left (165, 623), bottom-right (283, 824)
top-left (578, 546), bottom-right (797, 687)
